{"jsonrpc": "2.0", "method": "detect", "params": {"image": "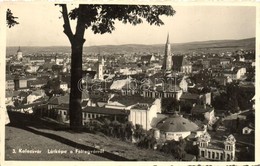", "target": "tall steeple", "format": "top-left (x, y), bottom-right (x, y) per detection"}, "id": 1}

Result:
top-left (162, 33), bottom-right (172, 71)
top-left (16, 46), bottom-right (23, 61)
top-left (17, 46), bottom-right (22, 53)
